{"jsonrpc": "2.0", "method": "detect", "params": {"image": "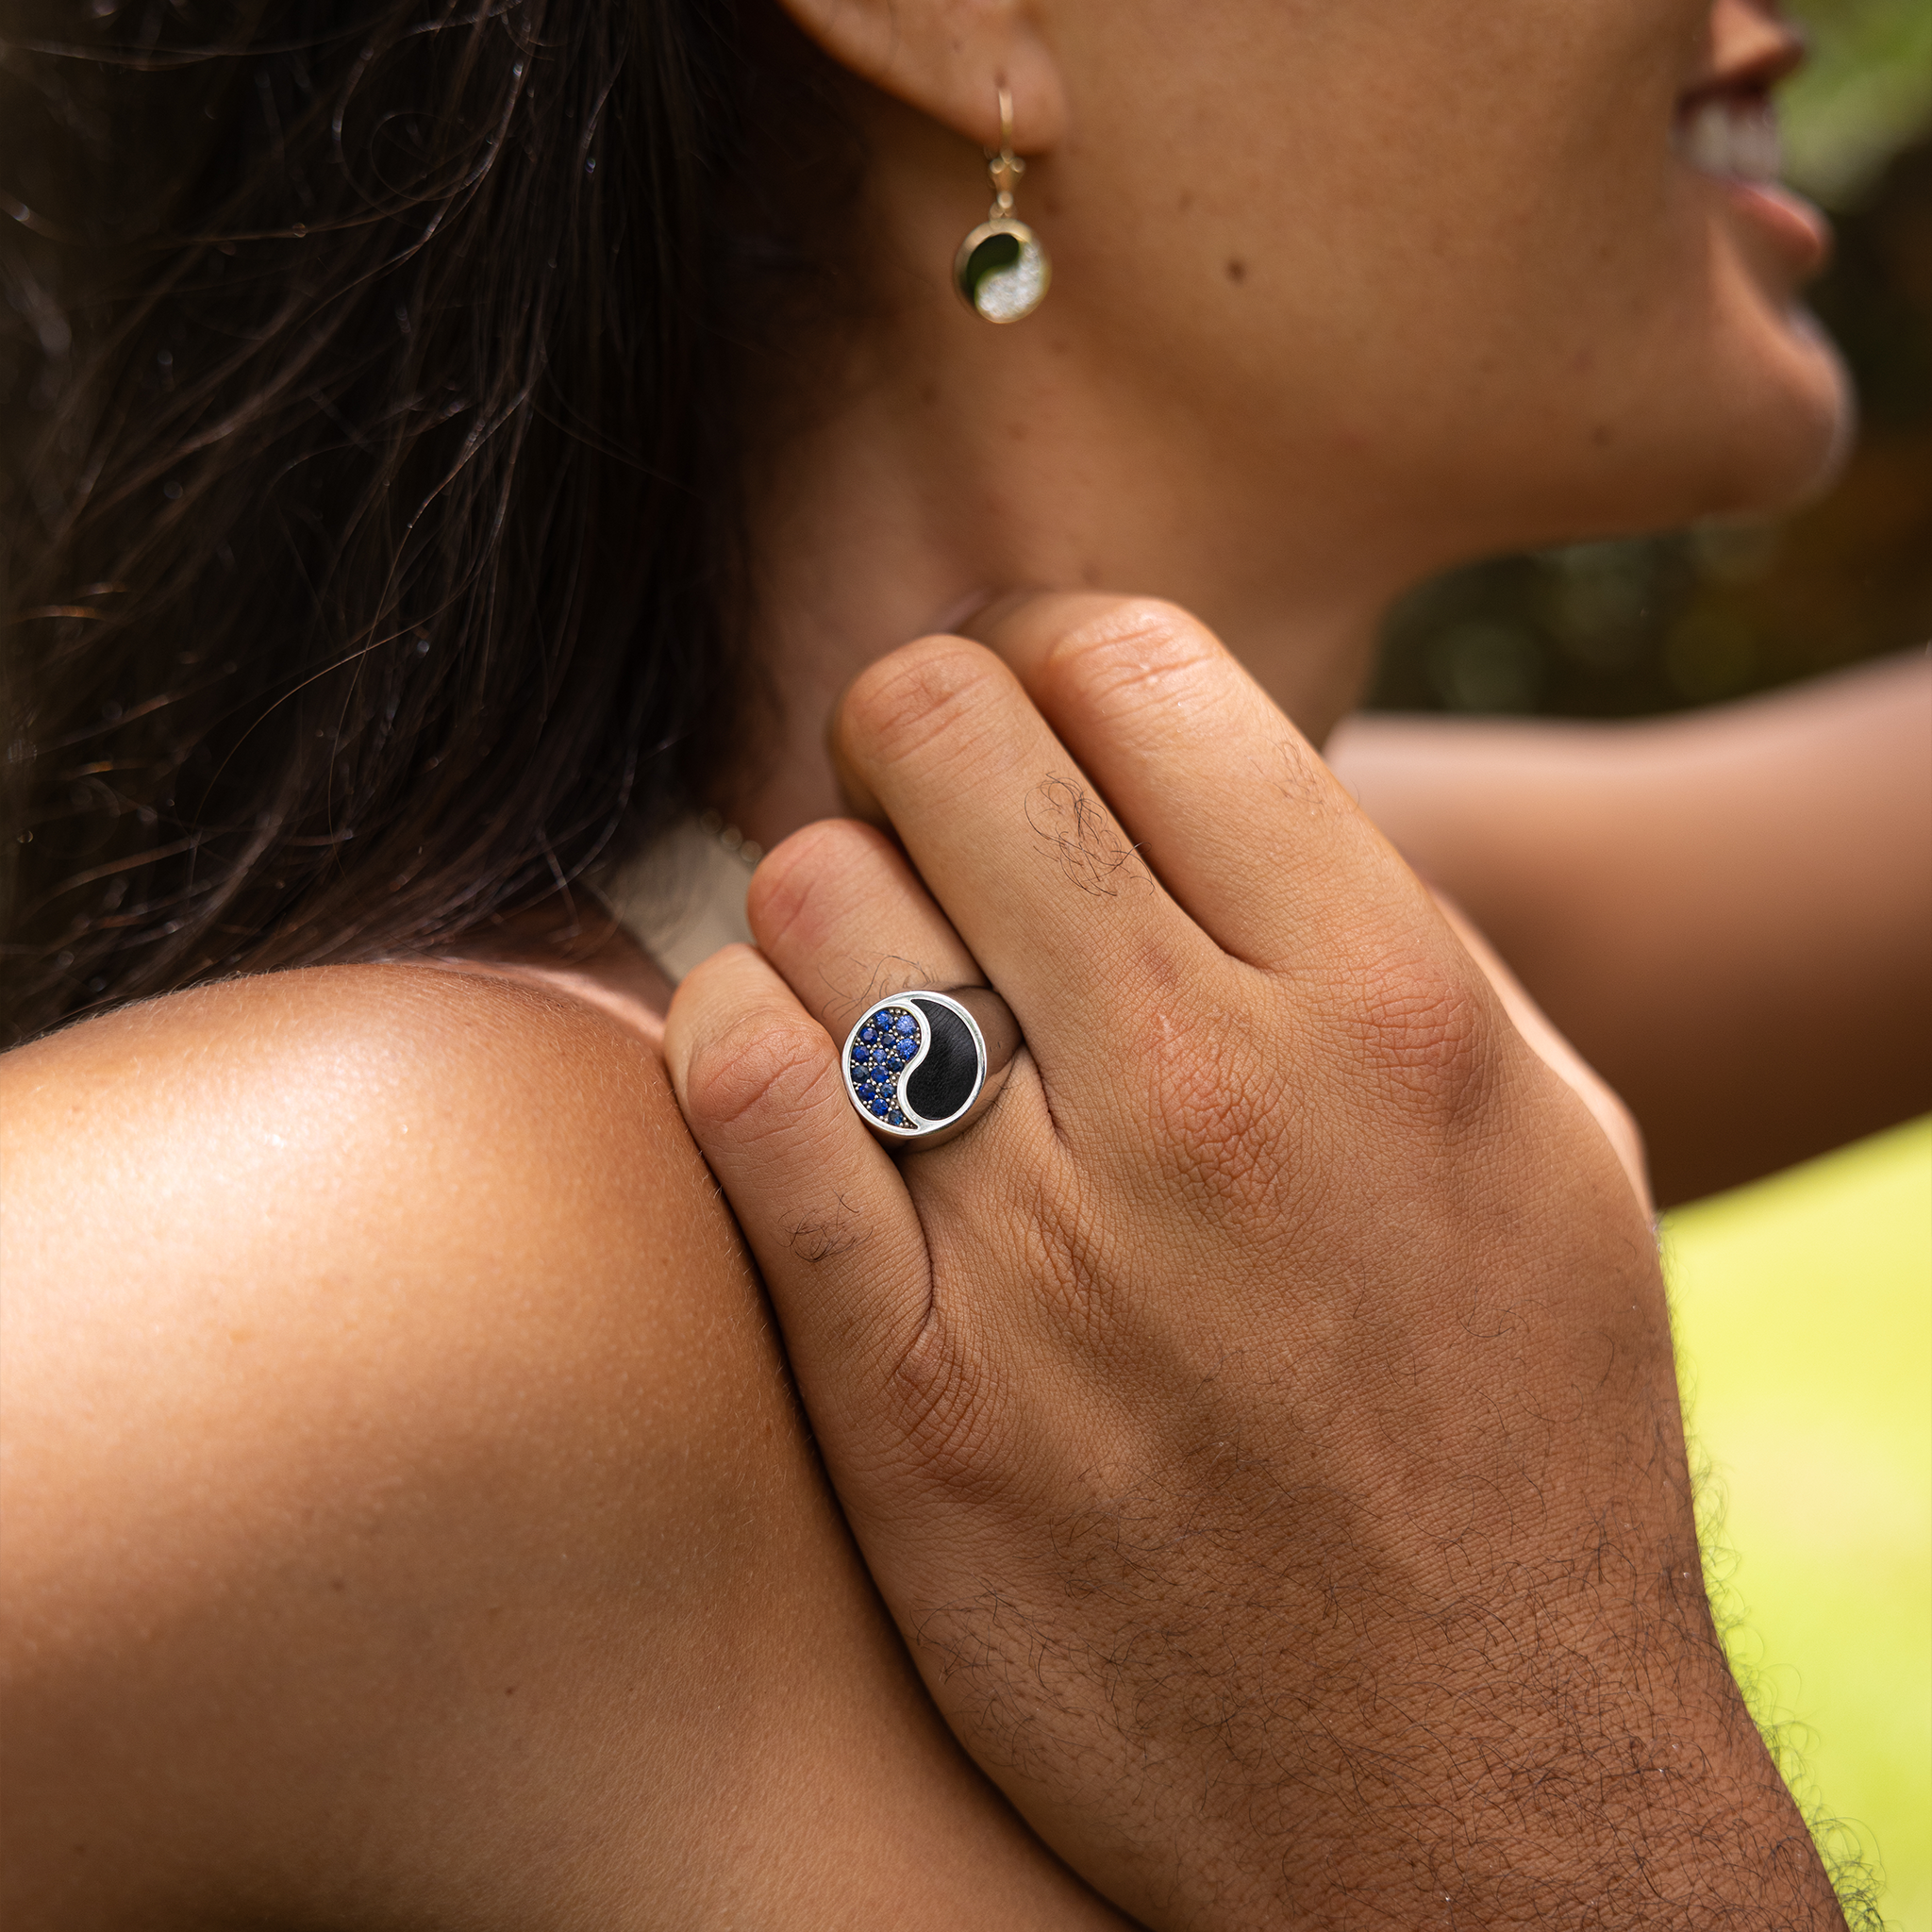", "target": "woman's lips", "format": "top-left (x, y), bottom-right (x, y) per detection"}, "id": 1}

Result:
top-left (1674, 89), bottom-right (1832, 277)
top-left (1720, 176), bottom-right (1832, 276)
